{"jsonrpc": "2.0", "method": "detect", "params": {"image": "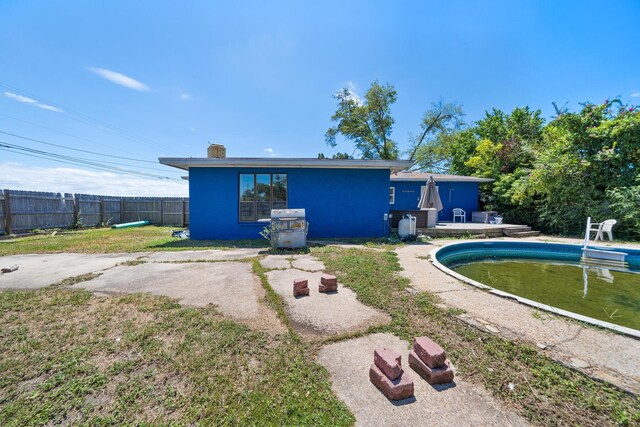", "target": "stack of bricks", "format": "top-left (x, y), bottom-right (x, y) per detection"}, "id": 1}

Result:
top-left (319, 274), bottom-right (338, 293)
top-left (293, 278), bottom-right (309, 297)
top-left (408, 336), bottom-right (454, 384)
top-left (369, 348), bottom-right (414, 400)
